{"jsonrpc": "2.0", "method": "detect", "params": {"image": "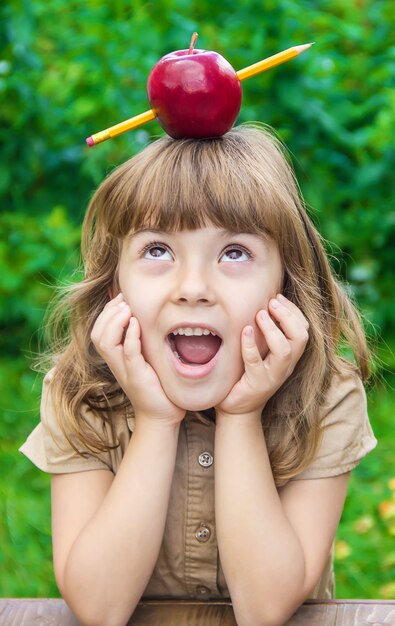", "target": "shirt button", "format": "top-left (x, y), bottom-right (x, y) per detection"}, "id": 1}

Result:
top-left (196, 585), bottom-right (211, 596)
top-left (195, 524), bottom-right (211, 542)
top-left (198, 452), bottom-right (213, 468)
